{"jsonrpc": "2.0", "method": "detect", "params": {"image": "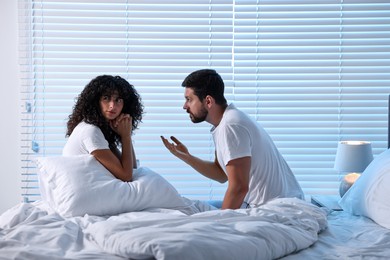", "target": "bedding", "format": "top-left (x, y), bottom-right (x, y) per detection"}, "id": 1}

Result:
top-left (36, 155), bottom-right (196, 217)
top-left (2, 153), bottom-right (390, 260)
top-left (282, 210), bottom-right (390, 259)
top-left (0, 198), bottom-right (326, 260)
top-left (339, 148), bottom-right (390, 229)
